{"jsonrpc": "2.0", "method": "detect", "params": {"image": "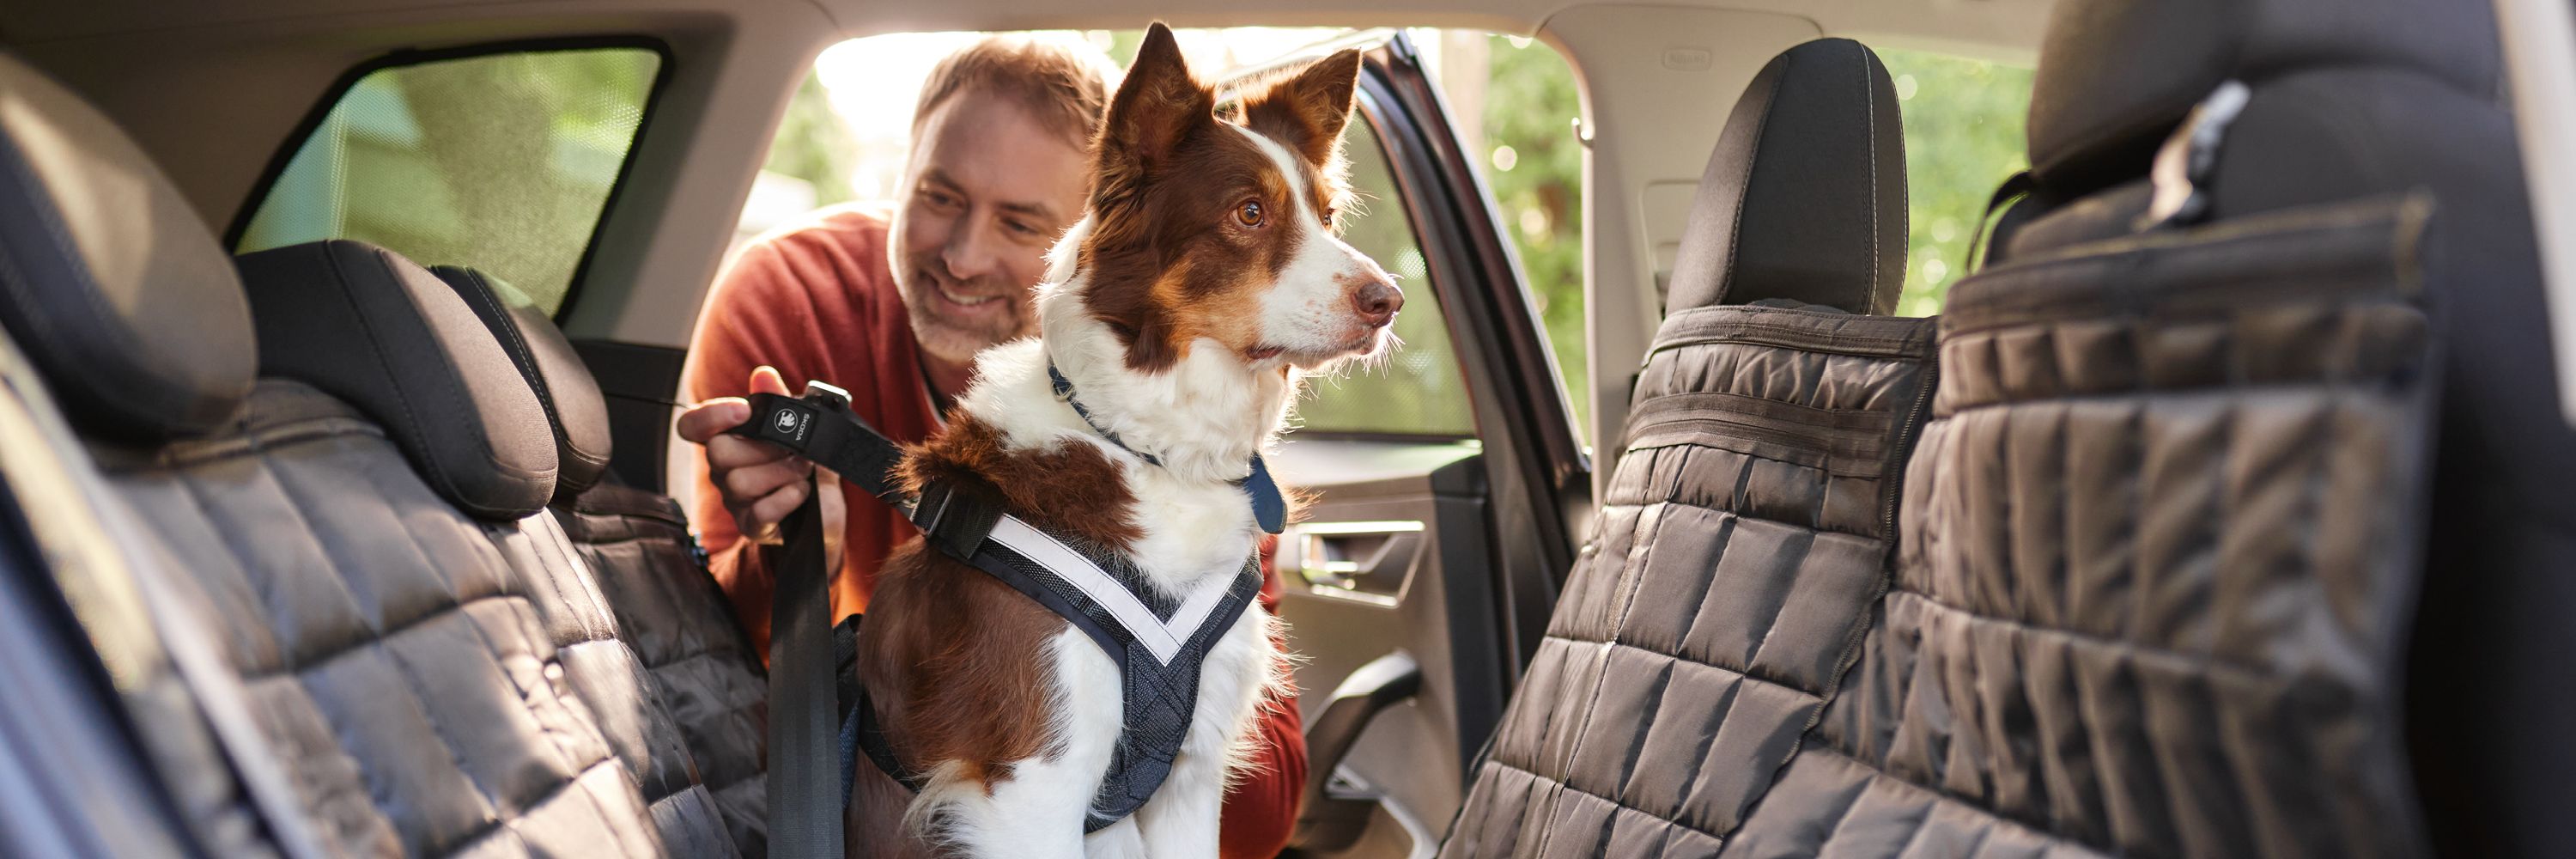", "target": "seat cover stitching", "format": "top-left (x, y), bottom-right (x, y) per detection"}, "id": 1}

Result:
top-left (1862, 46), bottom-right (1880, 311)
